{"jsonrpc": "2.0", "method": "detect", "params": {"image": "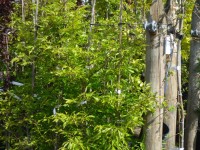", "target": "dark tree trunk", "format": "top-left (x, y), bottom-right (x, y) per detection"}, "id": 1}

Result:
top-left (185, 0), bottom-right (200, 149)
top-left (76, 0), bottom-right (83, 6)
top-left (0, 1), bottom-right (13, 150)
top-left (0, 0), bottom-right (12, 91)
